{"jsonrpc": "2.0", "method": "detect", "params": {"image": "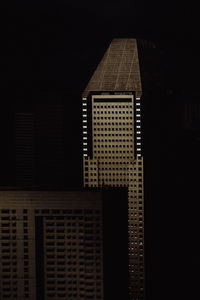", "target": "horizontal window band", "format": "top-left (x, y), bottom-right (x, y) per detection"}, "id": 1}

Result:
top-left (93, 98), bottom-right (132, 103)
